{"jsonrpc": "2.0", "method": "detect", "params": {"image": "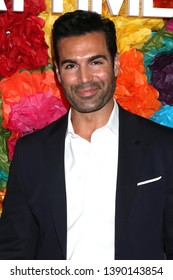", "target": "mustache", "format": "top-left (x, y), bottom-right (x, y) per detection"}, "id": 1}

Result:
top-left (73, 82), bottom-right (102, 92)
